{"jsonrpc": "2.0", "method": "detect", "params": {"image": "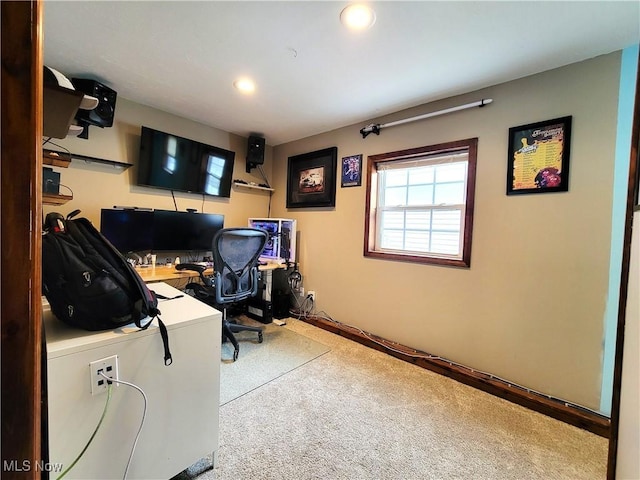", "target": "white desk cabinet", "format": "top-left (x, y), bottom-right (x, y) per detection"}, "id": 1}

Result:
top-left (44, 282), bottom-right (221, 480)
